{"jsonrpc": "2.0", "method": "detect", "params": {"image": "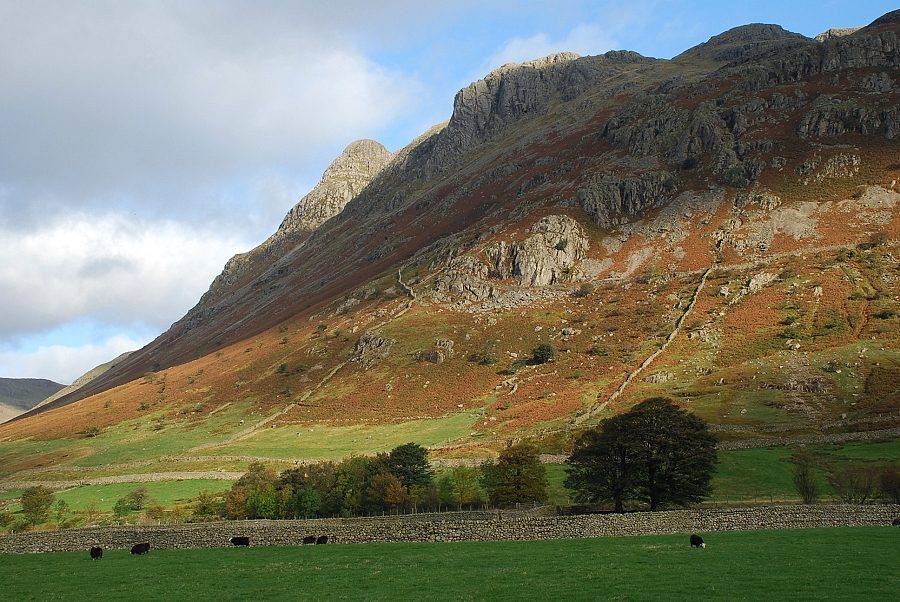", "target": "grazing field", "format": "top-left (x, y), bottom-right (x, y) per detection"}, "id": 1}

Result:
top-left (707, 447), bottom-right (813, 502)
top-left (3, 527), bottom-right (897, 601)
top-left (202, 412), bottom-right (479, 460)
top-left (53, 480), bottom-right (234, 512)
